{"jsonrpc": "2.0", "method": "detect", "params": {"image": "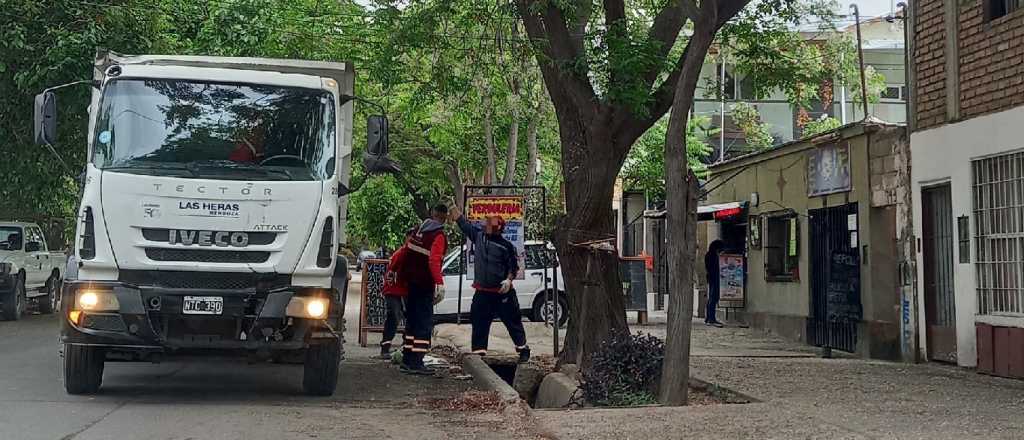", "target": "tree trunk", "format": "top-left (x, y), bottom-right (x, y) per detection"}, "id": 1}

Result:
top-left (445, 162), bottom-right (465, 209)
top-left (550, 118), bottom-right (630, 366)
top-left (483, 91), bottom-right (497, 184)
top-left (502, 120), bottom-right (519, 185)
top-left (524, 116), bottom-right (539, 187)
top-left (659, 25), bottom-right (717, 406)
